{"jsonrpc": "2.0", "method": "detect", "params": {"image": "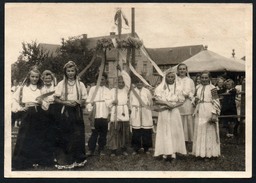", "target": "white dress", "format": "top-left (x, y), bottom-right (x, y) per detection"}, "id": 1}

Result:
top-left (154, 82), bottom-right (187, 156)
top-left (109, 71), bottom-right (131, 122)
top-left (129, 87), bottom-right (153, 129)
top-left (192, 84), bottom-right (221, 158)
top-left (177, 76), bottom-right (195, 142)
